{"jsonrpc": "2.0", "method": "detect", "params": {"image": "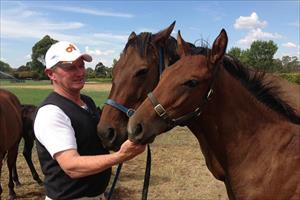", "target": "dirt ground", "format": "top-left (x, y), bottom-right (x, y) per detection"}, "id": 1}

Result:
top-left (1, 127), bottom-right (227, 200)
